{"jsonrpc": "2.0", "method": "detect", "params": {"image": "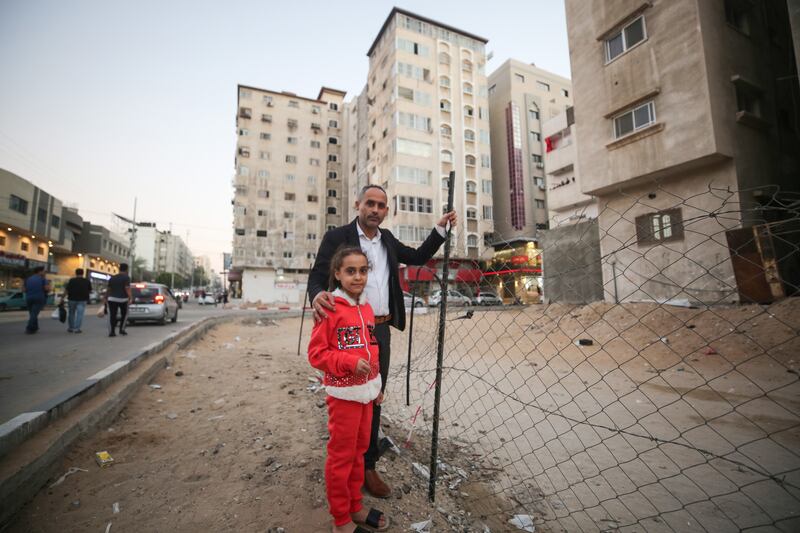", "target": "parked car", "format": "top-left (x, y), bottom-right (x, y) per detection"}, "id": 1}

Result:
top-left (127, 283), bottom-right (179, 325)
top-left (198, 294), bottom-right (217, 305)
top-left (403, 291), bottom-right (425, 308)
top-left (0, 290), bottom-right (27, 311)
top-left (428, 289), bottom-right (472, 307)
top-left (472, 291), bottom-right (503, 306)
